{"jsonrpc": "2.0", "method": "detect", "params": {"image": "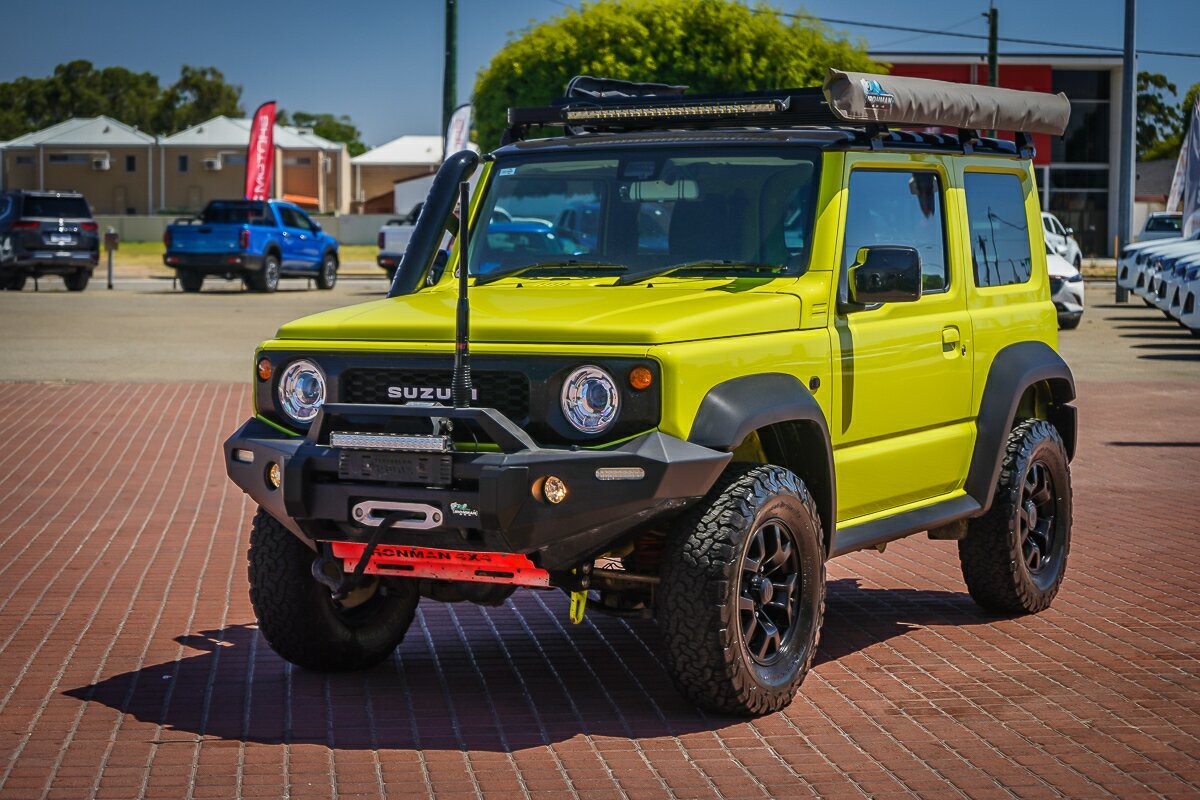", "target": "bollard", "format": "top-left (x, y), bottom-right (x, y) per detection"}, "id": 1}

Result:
top-left (104, 227), bottom-right (119, 290)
